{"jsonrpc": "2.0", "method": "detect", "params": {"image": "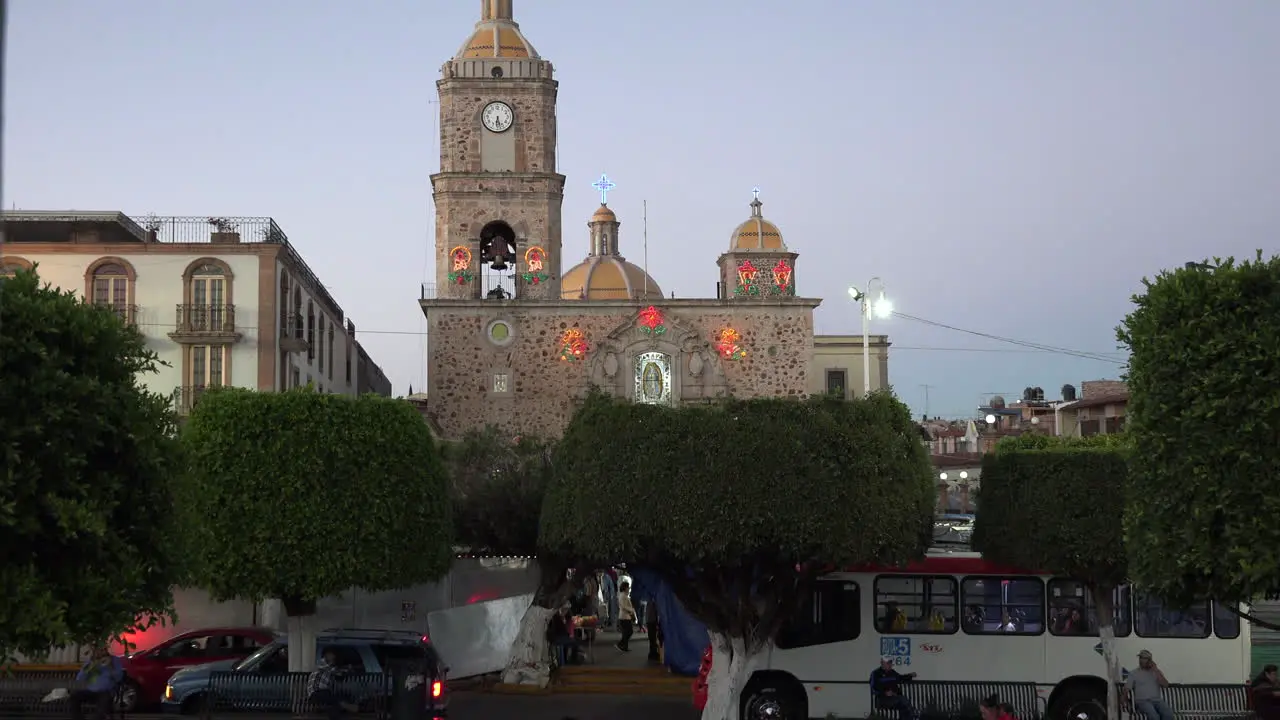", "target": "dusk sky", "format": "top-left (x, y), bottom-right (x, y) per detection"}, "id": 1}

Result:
top-left (7, 1), bottom-right (1277, 418)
